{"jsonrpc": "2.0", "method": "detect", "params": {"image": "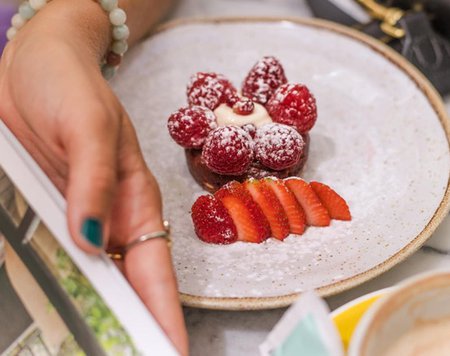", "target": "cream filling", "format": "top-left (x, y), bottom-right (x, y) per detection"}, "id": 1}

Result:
top-left (214, 103), bottom-right (272, 128)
